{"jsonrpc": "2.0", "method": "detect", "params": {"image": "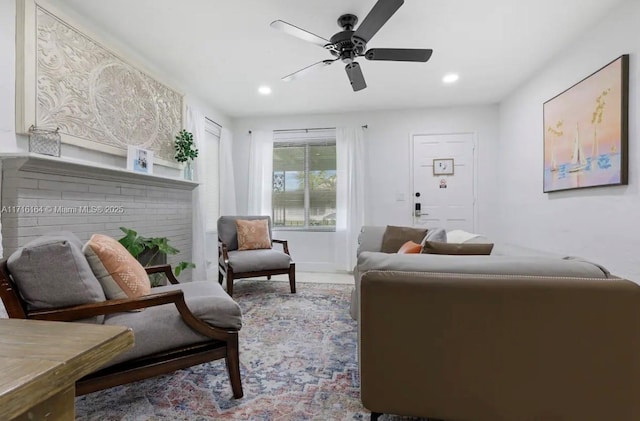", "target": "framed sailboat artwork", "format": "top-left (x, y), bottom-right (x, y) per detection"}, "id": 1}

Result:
top-left (543, 55), bottom-right (629, 193)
